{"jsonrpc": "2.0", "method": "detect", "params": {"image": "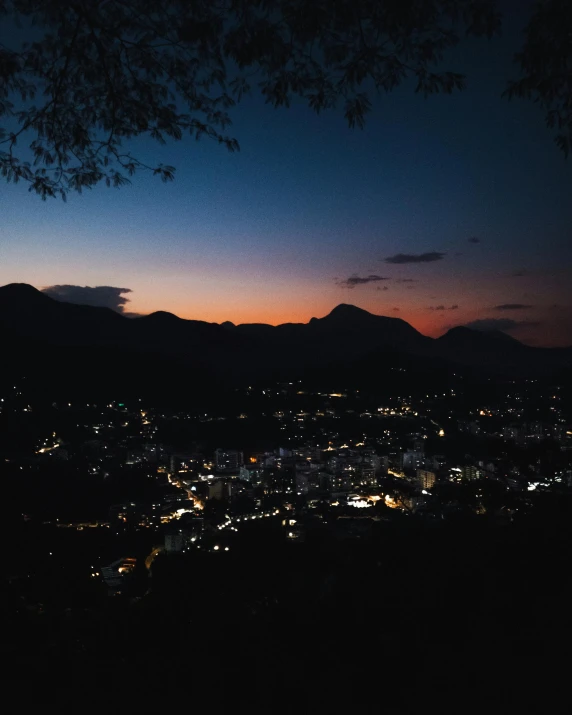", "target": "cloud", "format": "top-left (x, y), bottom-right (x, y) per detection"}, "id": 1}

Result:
top-left (468, 236), bottom-right (480, 244)
top-left (393, 307), bottom-right (400, 311)
top-left (396, 278), bottom-right (418, 283)
top-left (383, 252), bottom-right (445, 264)
top-left (42, 284), bottom-right (133, 314)
top-left (429, 304), bottom-right (459, 311)
top-left (494, 303), bottom-right (533, 311)
top-left (512, 270), bottom-right (528, 277)
top-left (339, 274), bottom-right (390, 288)
top-left (377, 286), bottom-right (389, 291)
top-left (463, 318), bottom-right (541, 333)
